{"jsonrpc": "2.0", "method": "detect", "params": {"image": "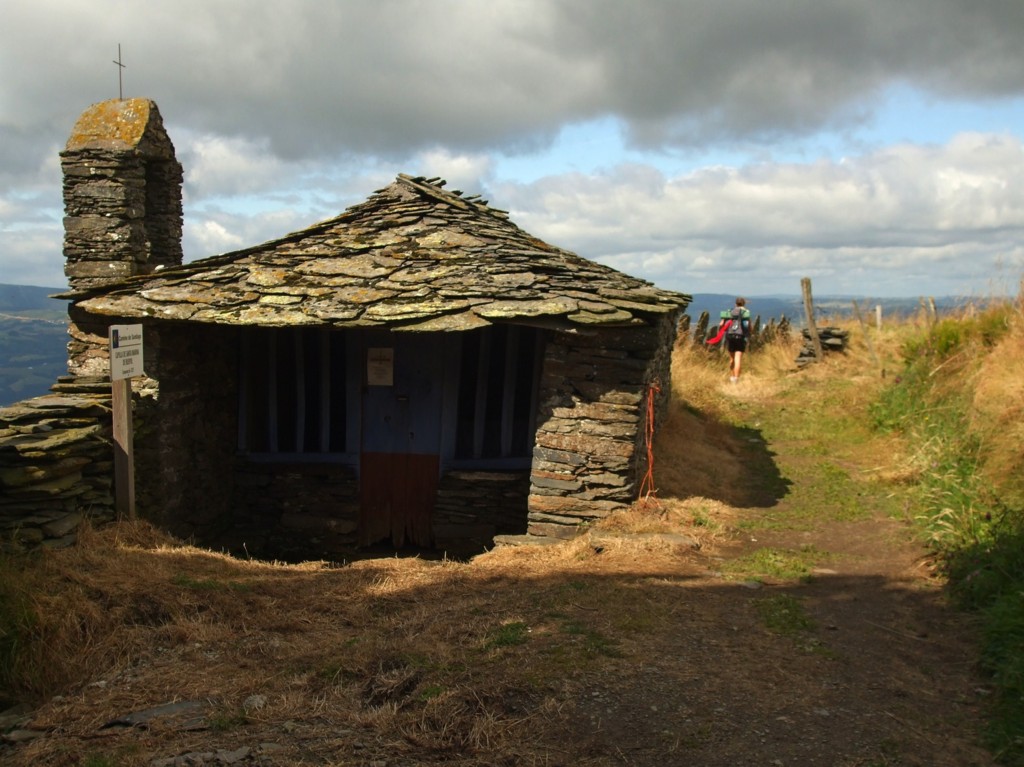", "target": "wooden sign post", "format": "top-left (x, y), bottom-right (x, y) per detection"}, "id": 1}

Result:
top-left (109, 325), bottom-right (143, 519)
